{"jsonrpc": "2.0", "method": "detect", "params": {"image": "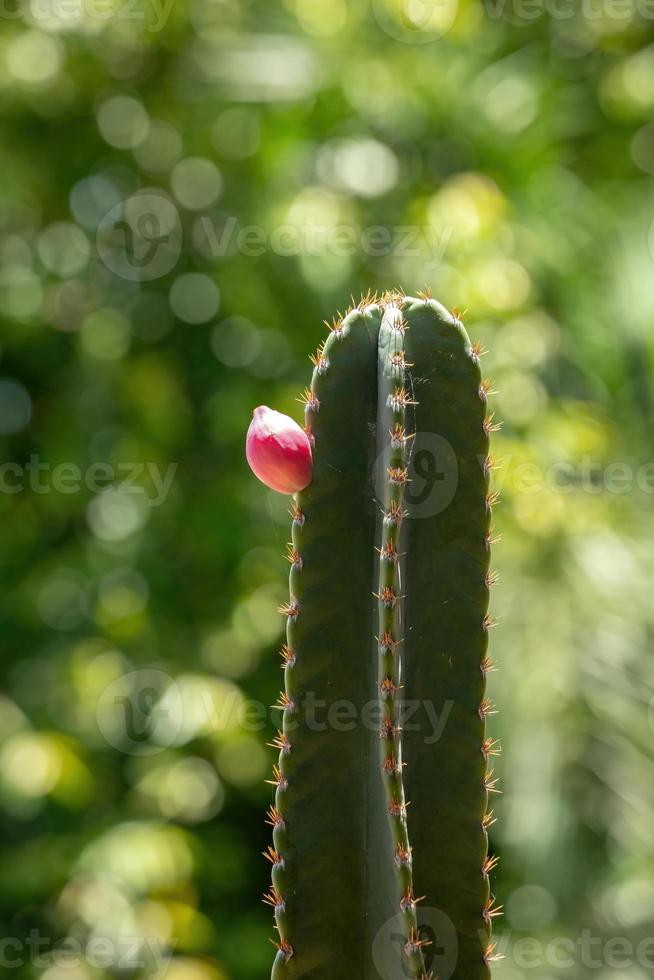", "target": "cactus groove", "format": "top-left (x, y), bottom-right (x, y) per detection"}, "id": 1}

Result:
top-left (266, 292), bottom-right (498, 980)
